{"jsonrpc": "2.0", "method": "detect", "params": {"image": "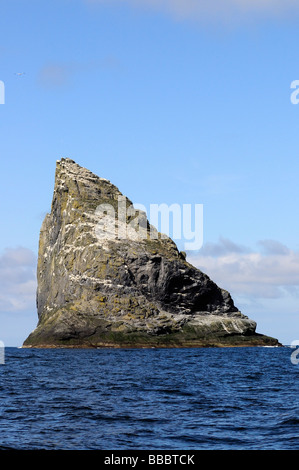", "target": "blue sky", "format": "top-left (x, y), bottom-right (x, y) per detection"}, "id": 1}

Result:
top-left (0, 0), bottom-right (299, 345)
